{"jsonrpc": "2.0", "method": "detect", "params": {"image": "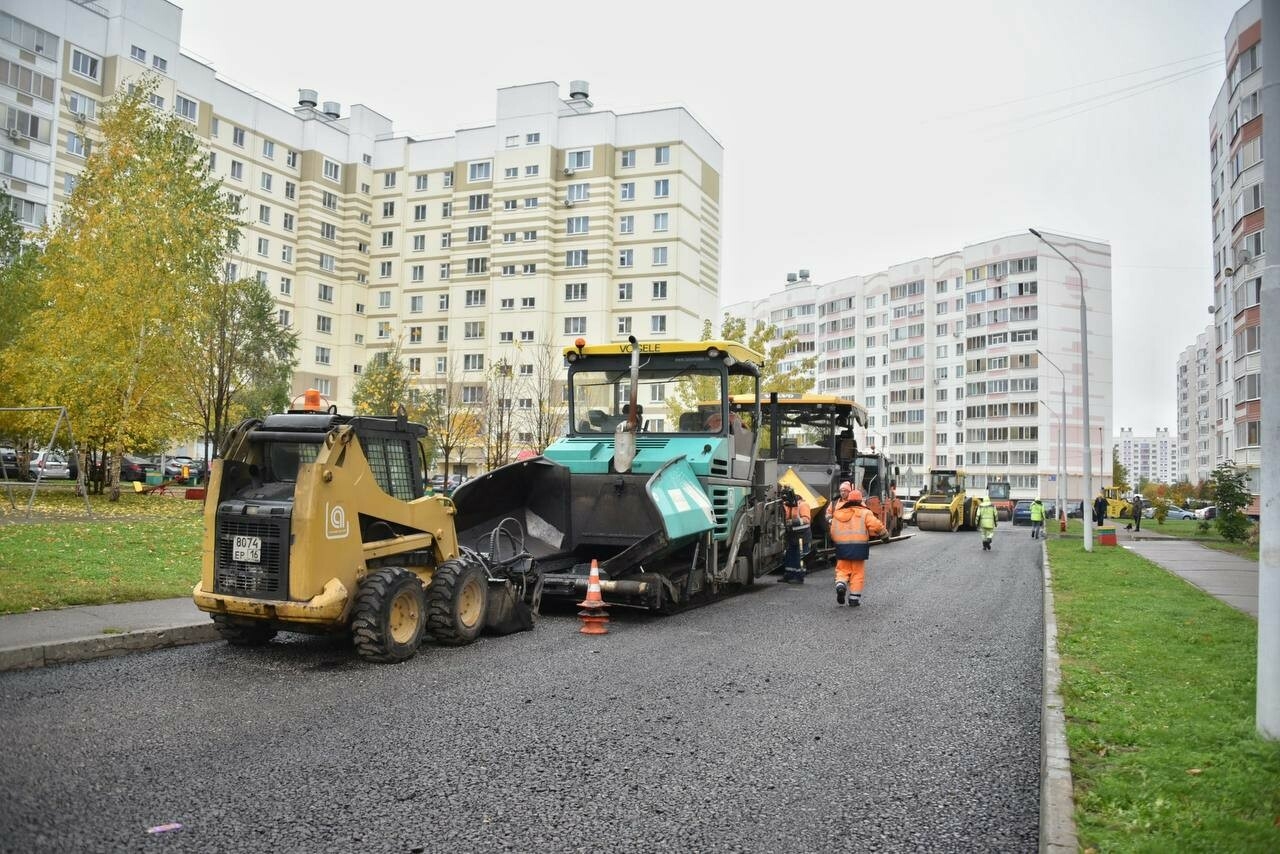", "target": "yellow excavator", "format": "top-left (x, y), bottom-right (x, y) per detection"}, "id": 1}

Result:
top-left (913, 468), bottom-right (981, 532)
